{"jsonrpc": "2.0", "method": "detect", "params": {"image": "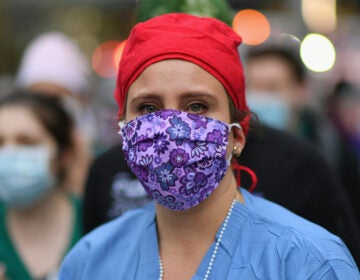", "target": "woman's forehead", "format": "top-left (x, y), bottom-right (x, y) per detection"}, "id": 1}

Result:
top-left (127, 59), bottom-right (228, 97)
